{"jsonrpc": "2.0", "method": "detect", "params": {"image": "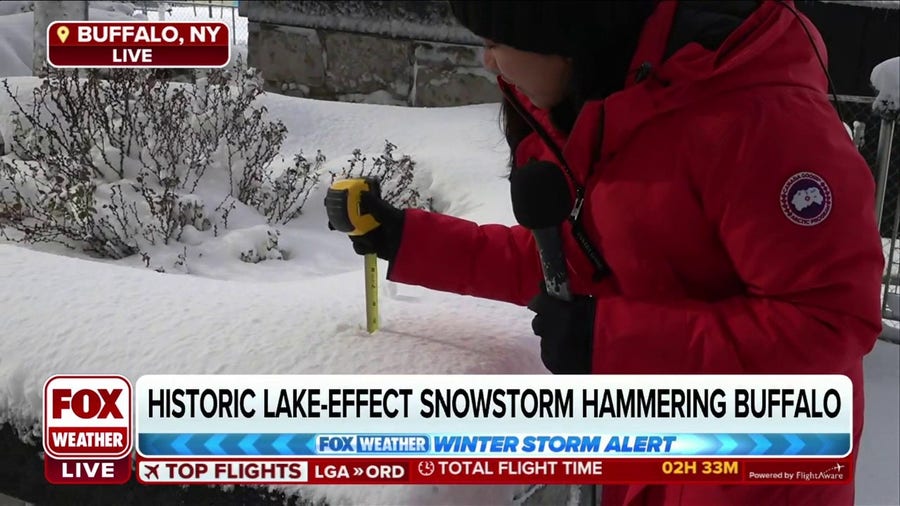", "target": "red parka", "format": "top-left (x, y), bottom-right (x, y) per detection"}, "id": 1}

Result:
top-left (388, 2), bottom-right (883, 504)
